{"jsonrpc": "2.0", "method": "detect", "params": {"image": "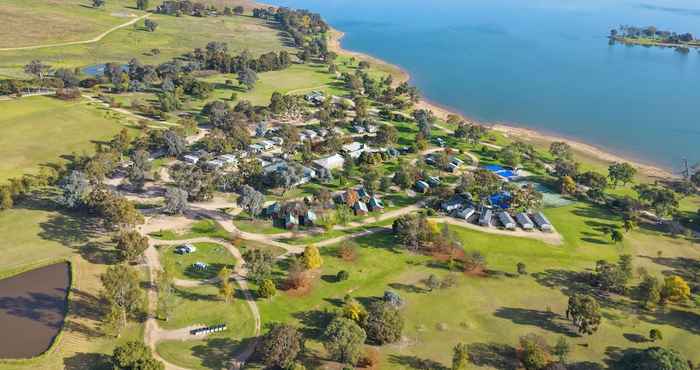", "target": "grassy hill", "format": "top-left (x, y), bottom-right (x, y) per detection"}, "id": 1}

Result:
top-left (0, 1), bottom-right (291, 78)
top-left (0, 96), bottom-right (136, 182)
